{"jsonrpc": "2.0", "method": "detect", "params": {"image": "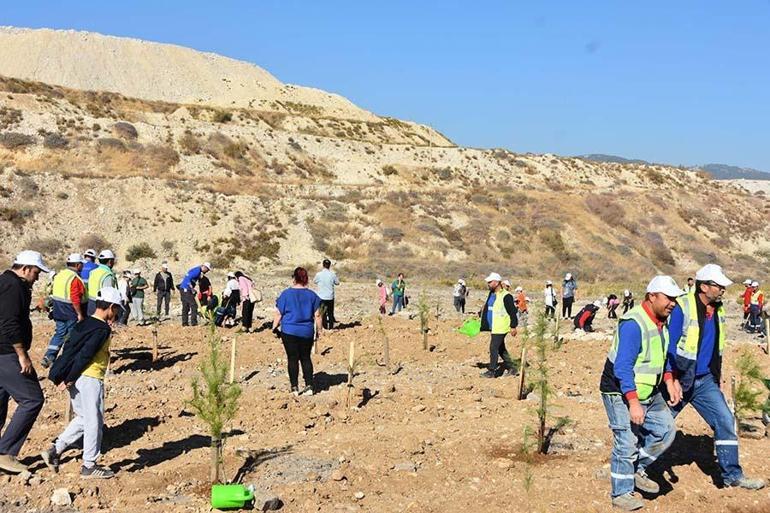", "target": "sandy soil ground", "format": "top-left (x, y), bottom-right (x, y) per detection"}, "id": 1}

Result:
top-left (1, 282), bottom-right (769, 513)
